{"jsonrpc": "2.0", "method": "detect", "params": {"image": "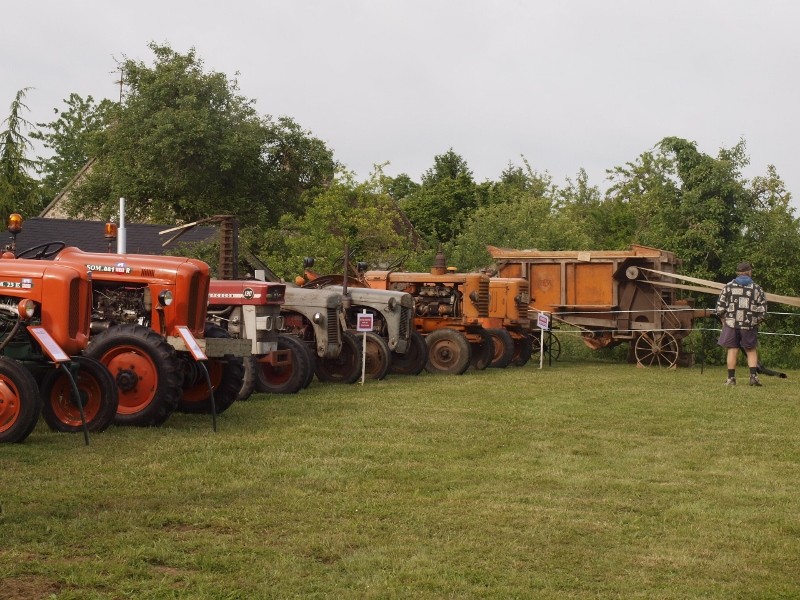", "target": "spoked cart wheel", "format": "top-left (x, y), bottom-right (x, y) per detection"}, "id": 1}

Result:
top-left (634, 331), bottom-right (679, 368)
top-left (532, 331), bottom-right (561, 361)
